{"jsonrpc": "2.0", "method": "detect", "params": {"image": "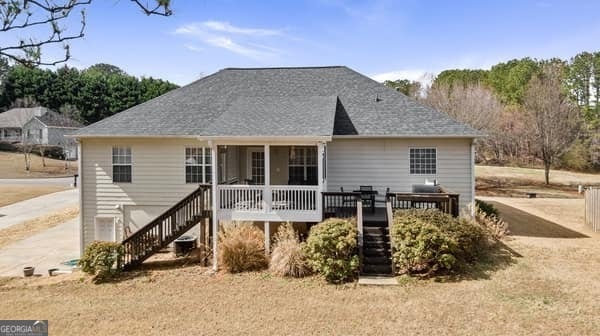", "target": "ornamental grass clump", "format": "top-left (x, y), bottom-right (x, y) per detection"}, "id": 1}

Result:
top-left (473, 200), bottom-right (509, 240)
top-left (391, 209), bottom-right (487, 276)
top-left (304, 218), bottom-right (359, 283)
top-left (269, 223), bottom-right (310, 277)
top-left (219, 223), bottom-right (268, 273)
